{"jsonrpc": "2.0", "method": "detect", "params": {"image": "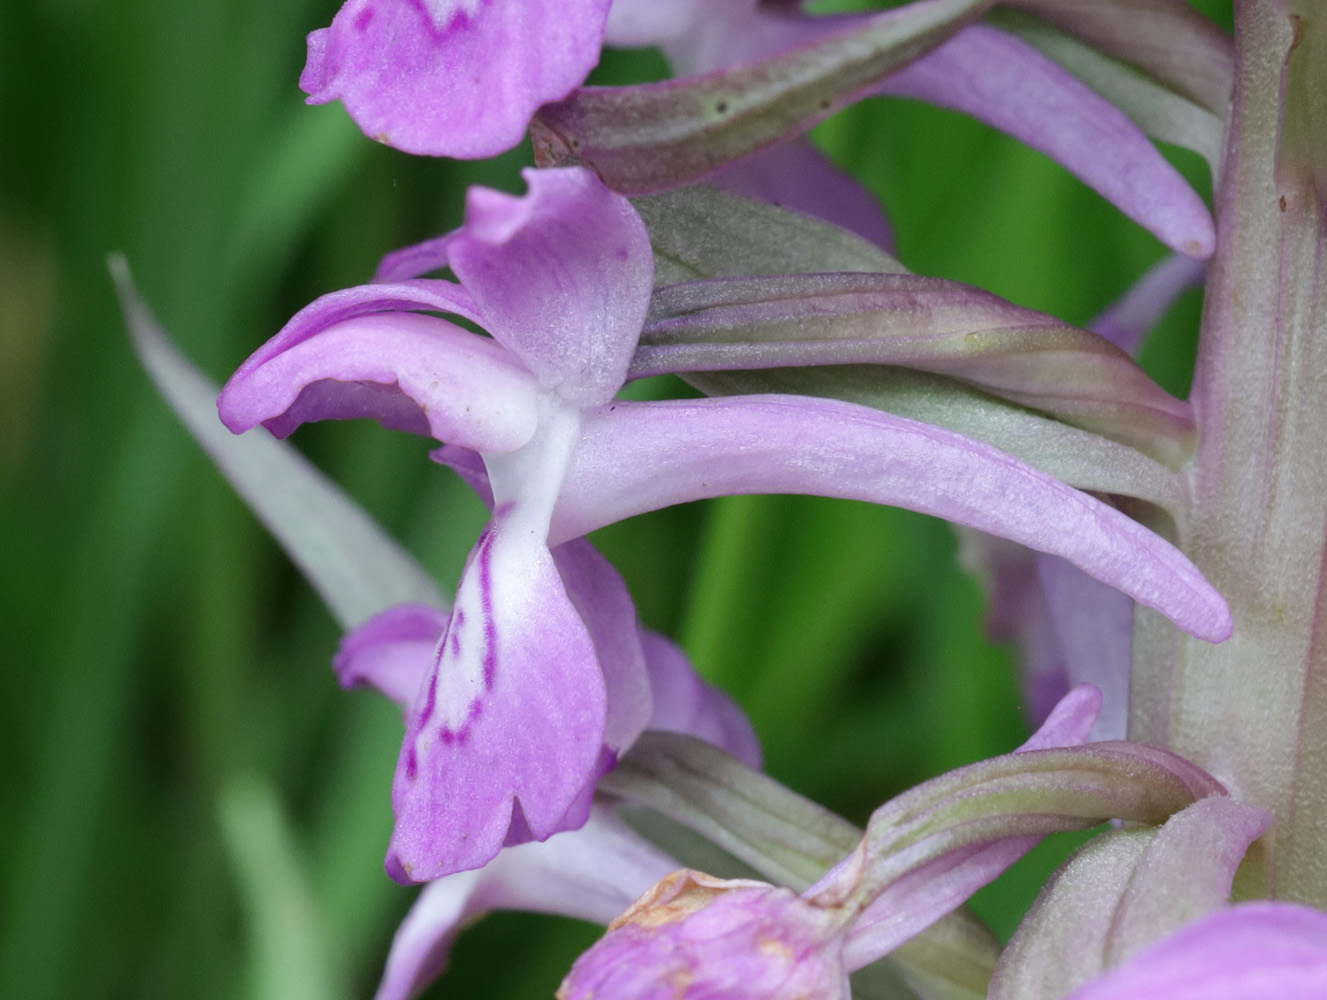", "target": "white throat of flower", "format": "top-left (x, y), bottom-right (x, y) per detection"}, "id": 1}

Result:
top-left (427, 400), bottom-right (582, 733)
